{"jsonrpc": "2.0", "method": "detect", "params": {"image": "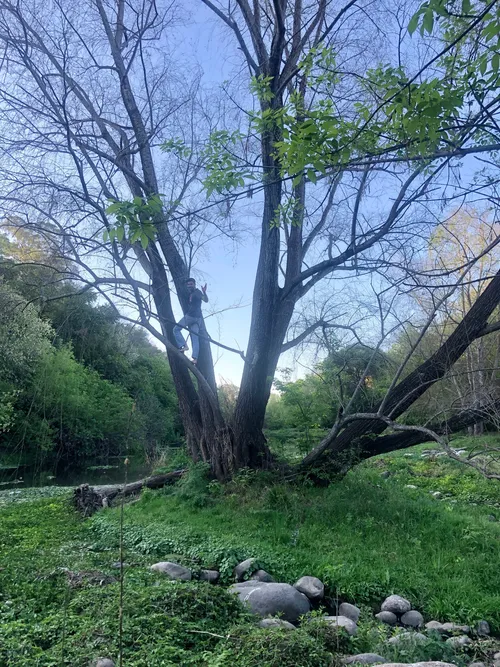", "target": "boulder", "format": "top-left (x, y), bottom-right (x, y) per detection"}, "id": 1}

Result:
top-left (150, 562), bottom-right (192, 581)
top-left (376, 611), bottom-right (398, 626)
top-left (388, 632), bottom-right (427, 645)
top-left (320, 615), bottom-right (357, 636)
top-left (95, 660), bottom-right (115, 667)
top-left (251, 569), bottom-right (275, 583)
top-left (381, 595), bottom-right (412, 615)
top-left (445, 635), bottom-right (472, 648)
top-left (294, 575), bottom-right (324, 601)
top-left (401, 610), bottom-right (424, 628)
top-left (373, 663), bottom-right (456, 667)
top-left (234, 558), bottom-right (257, 581)
top-left (468, 663), bottom-right (486, 667)
top-left (199, 569), bottom-right (220, 583)
top-left (494, 653), bottom-right (500, 660)
top-left (259, 618), bottom-right (296, 630)
top-left (425, 621), bottom-right (444, 632)
top-left (381, 471), bottom-right (391, 479)
top-left (405, 485), bottom-right (418, 489)
top-left (343, 654), bottom-right (387, 664)
top-left (440, 622), bottom-right (470, 635)
top-left (475, 620), bottom-right (490, 636)
top-left (229, 582), bottom-right (310, 624)
top-left (431, 491), bottom-right (443, 499)
top-left (339, 602), bottom-right (361, 623)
